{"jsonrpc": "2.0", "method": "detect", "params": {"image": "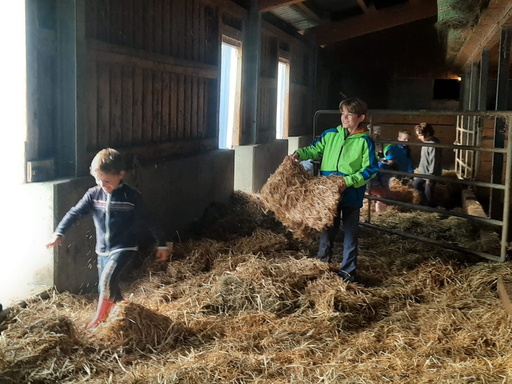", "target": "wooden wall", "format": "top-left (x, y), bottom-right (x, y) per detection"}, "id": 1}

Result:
top-left (26, 0), bottom-right (318, 175)
top-left (85, 0), bottom-right (220, 159)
